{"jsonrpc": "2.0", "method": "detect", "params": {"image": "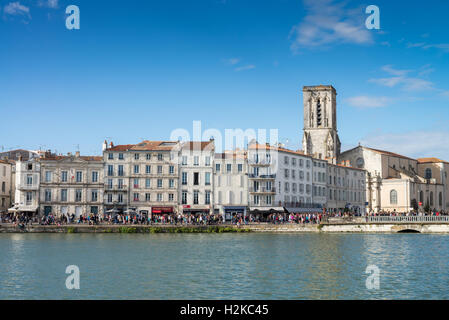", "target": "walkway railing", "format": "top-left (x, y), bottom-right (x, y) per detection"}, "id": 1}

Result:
top-left (367, 216), bottom-right (449, 223)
